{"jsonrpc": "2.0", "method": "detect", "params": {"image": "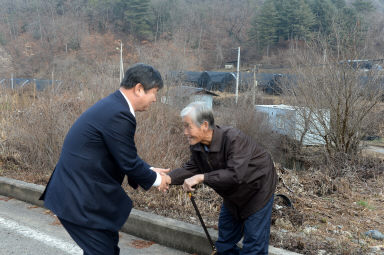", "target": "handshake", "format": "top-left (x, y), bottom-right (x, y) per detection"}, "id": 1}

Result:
top-left (151, 167), bottom-right (204, 193)
top-left (151, 167), bottom-right (171, 192)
